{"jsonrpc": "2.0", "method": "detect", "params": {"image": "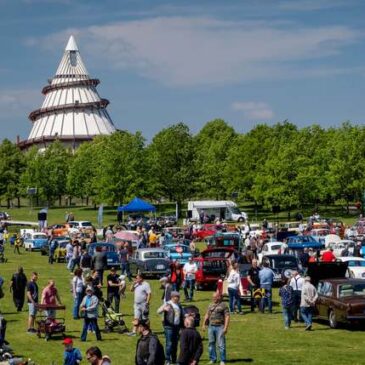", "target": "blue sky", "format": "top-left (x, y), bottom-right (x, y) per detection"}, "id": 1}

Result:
top-left (1, 0), bottom-right (365, 142)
